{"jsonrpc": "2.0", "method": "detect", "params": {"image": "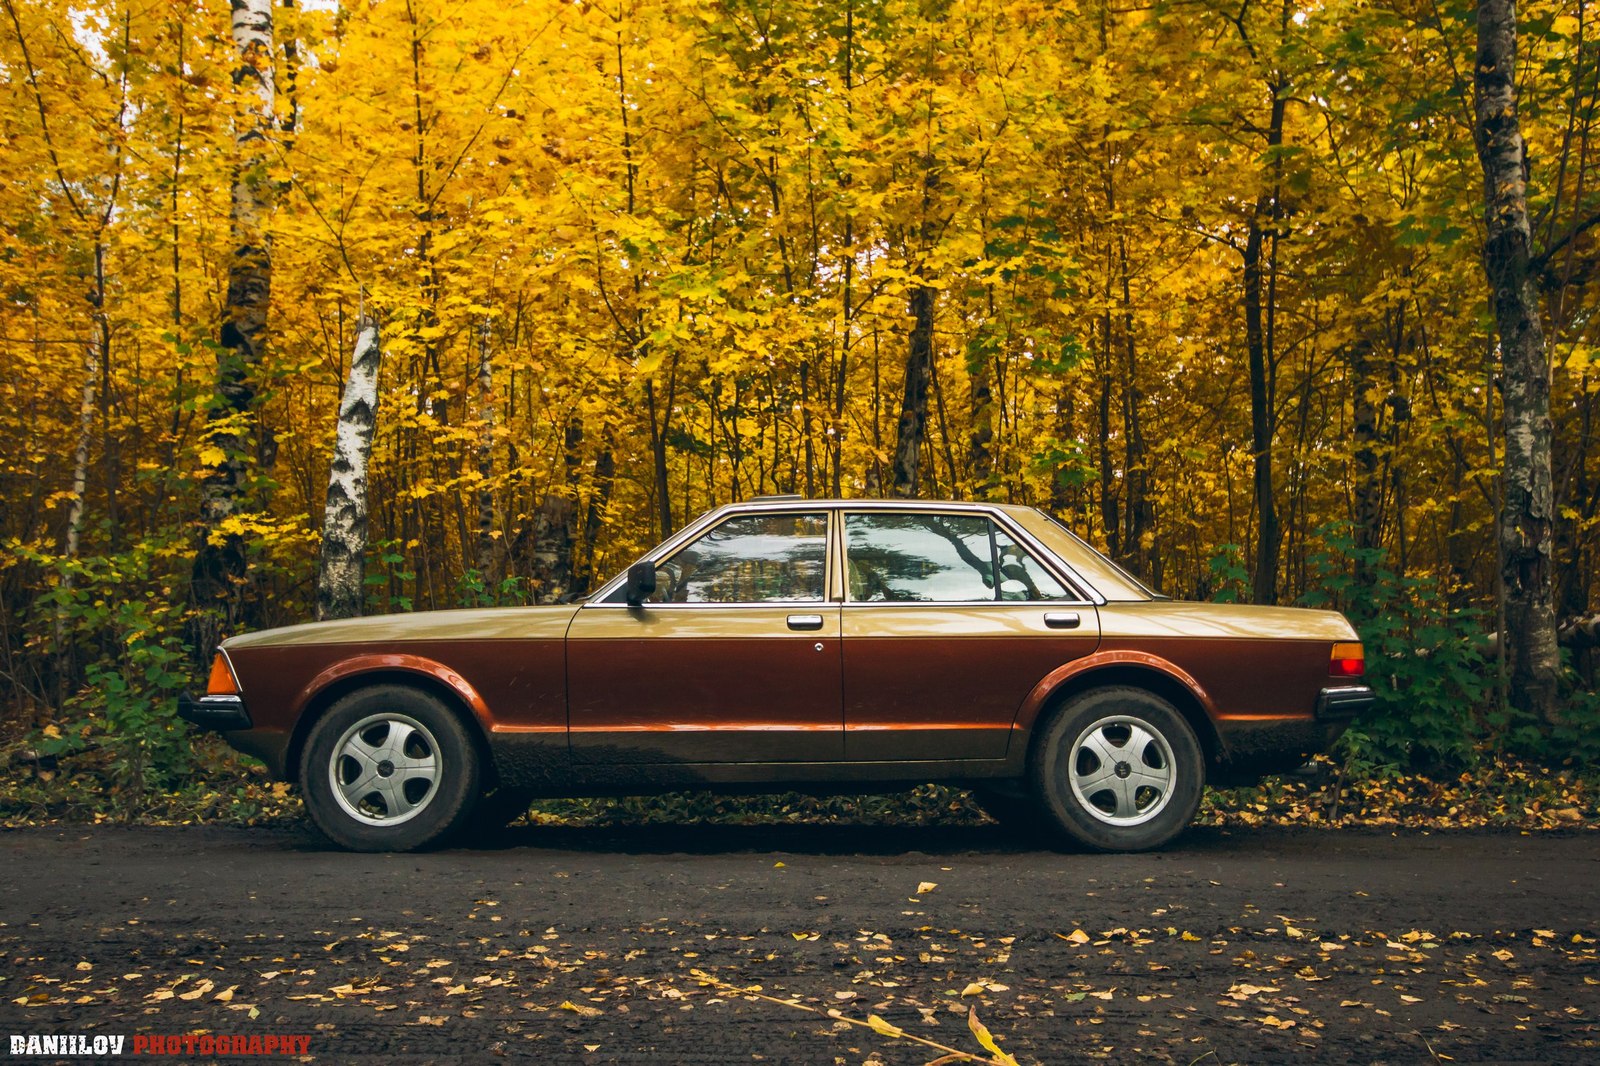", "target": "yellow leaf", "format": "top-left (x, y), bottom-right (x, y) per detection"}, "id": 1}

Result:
top-left (865, 1013), bottom-right (904, 1038)
top-left (961, 982), bottom-right (985, 997)
top-left (917, 881), bottom-right (938, 894)
top-left (1057, 929), bottom-right (1091, 944)
top-left (966, 1007), bottom-right (1019, 1066)
top-left (197, 446), bottom-right (226, 467)
top-left (177, 979), bottom-right (214, 1001)
top-left (560, 1000), bottom-right (602, 1017)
